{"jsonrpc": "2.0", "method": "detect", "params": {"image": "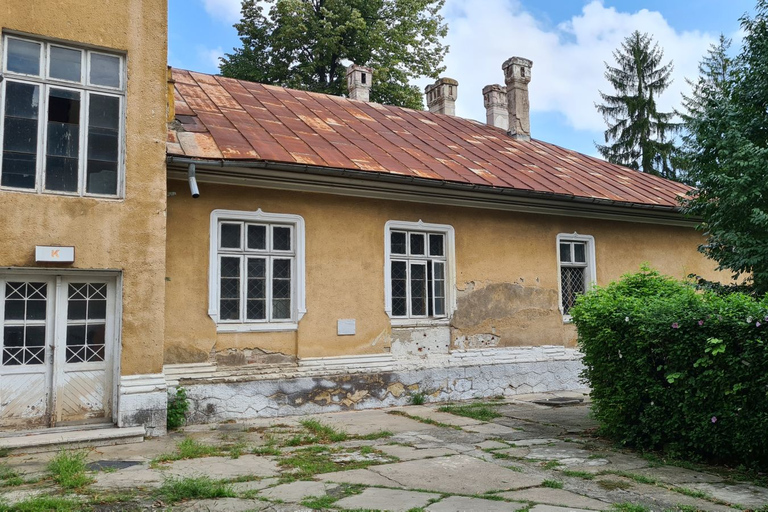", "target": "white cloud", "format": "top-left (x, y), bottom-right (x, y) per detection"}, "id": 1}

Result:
top-left (200, 0), bottom-right (242, 24)
top-left (198, 46), bottom-right (225, 73)
top-left (432, 0), bottom-right (721, 132)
